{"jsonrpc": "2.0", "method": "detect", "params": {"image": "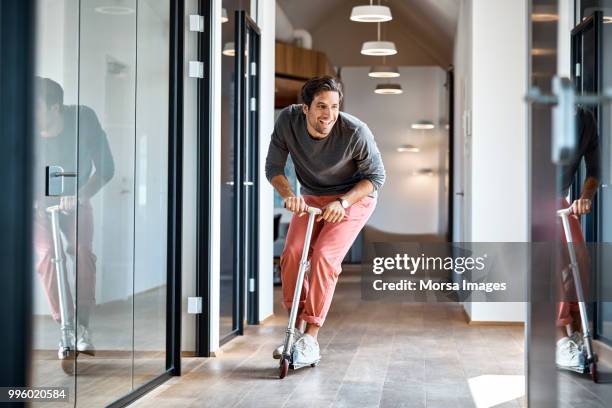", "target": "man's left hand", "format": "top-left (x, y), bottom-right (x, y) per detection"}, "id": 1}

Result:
top-left (571, 198), bottom-right (592, 217)
top-left (317, 200), bottom-right (346, 223)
